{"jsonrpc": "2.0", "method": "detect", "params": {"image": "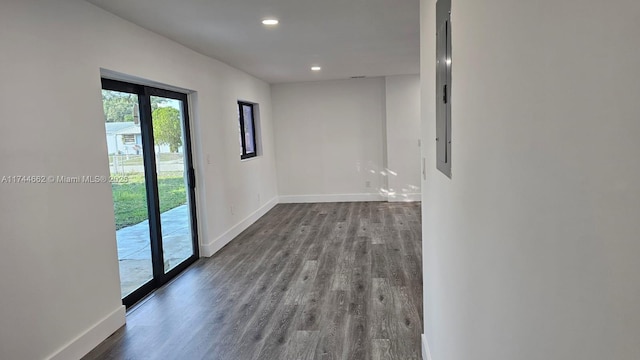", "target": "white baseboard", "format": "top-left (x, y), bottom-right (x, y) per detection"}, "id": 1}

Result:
top-left (387, 192), bottom-right (421, 202)
top-left (47, 305), bottom-right (125, 360)
top-left (278, 193), bottom-right (386, 203)
top-left (422, 334), bottom-right (433, 360)
top-left (199, 196), bottom-right (279, 257)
